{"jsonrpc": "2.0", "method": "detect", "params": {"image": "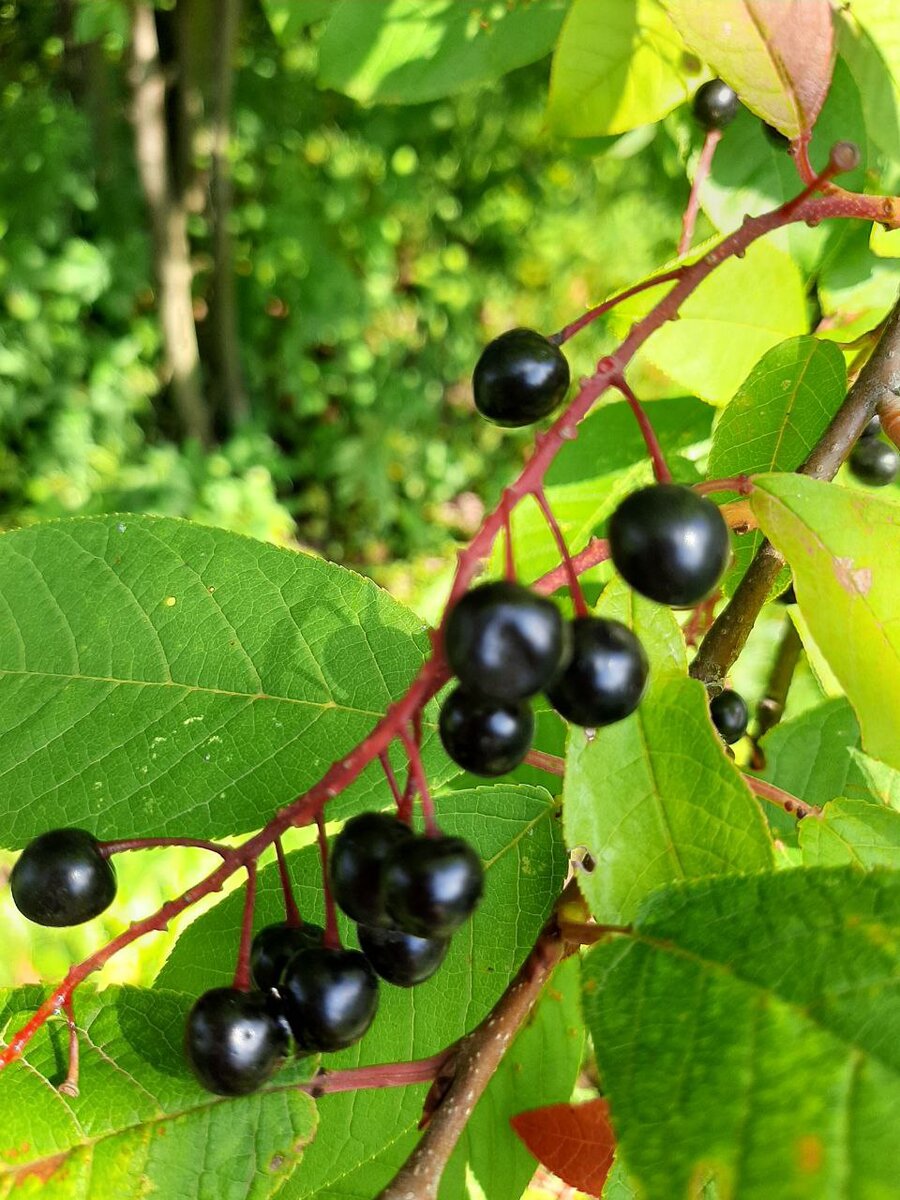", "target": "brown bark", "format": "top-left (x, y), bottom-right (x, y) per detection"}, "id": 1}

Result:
top-left (127, 1), bottom-right (210, 445)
